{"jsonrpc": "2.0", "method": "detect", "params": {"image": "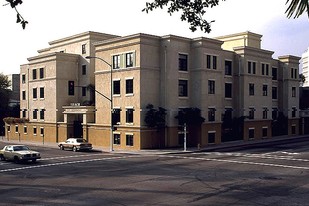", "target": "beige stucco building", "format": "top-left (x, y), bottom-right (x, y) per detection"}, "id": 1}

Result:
top-left (5, 31), bottom-right (301, 150)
